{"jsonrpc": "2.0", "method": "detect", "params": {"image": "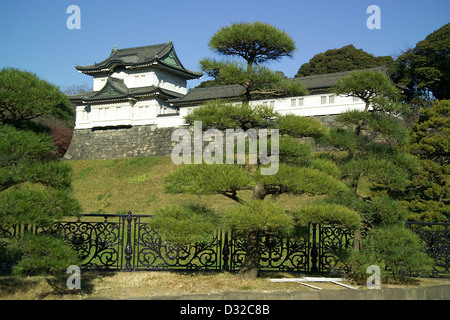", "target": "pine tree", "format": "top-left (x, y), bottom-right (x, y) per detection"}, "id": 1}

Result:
top-left (198, 22), bottom-right (307, 101)
top-left (325, 70), bottom-right (434, 279)
top-left (157, 103), bottom-right (359, 278)
top-left (404, 99), bottom-right (449, 222)
top-left (0, 125), bottom-right (81, 275)
top-left (0, 69), bottom-right (81, 275)
top-left (151, 22), bottom-right (361, 279)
